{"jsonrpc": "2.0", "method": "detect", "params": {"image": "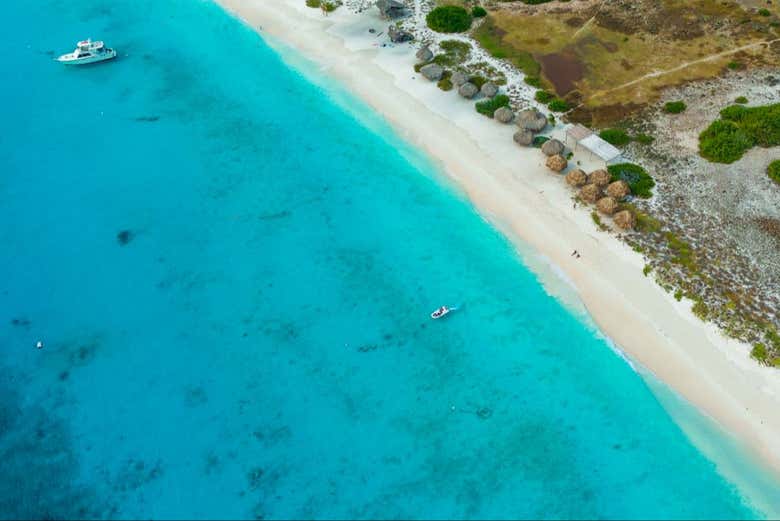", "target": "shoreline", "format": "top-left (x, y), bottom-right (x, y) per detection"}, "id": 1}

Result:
top-left (217, 0), bottom-right (780, 506)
